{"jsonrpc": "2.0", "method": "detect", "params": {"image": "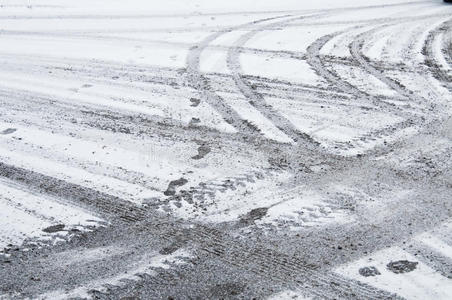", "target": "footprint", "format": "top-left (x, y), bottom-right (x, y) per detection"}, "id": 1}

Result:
top-left (189, 117), bottom-right (201, 127)
top-left (386, 260), bottom-right (418, 274)
top-left (239, 207), bottom-right (269, 225)
top-left (164, 178), bottom-right (188, 196)
top-left (189, 98), bottom-right (201, 107)
top-left (1, 128), bottom-right (17, 135)
top-left (359, 266), bottom-right (381, 277)
top-left (191, 145), bottom-right (211, 160)
top-left (42, 224), bottom-right (66, 233)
